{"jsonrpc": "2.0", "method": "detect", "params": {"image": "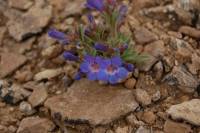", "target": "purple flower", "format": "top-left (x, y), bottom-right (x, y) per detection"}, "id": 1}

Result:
top-left (63, 51), bottom-right (79, 61)
top-left (85, 0), bottom-right (104, 11)
top-left (123, 63), bottom-right (134, 72)
top-left (74, 71), bottom-right (82, 80)
top-left (80, 55), bottom-right (103, 81)
top-left (117, 5), bottom-right (128, 24)
top-left (48, 29), bottom-right (69, 44)
top-left (94, 43), bottom-right (109, 52)
top-left (87, 14), bottom-right (95, 24)
top-left (98, 56), bottom-right (129, 84)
